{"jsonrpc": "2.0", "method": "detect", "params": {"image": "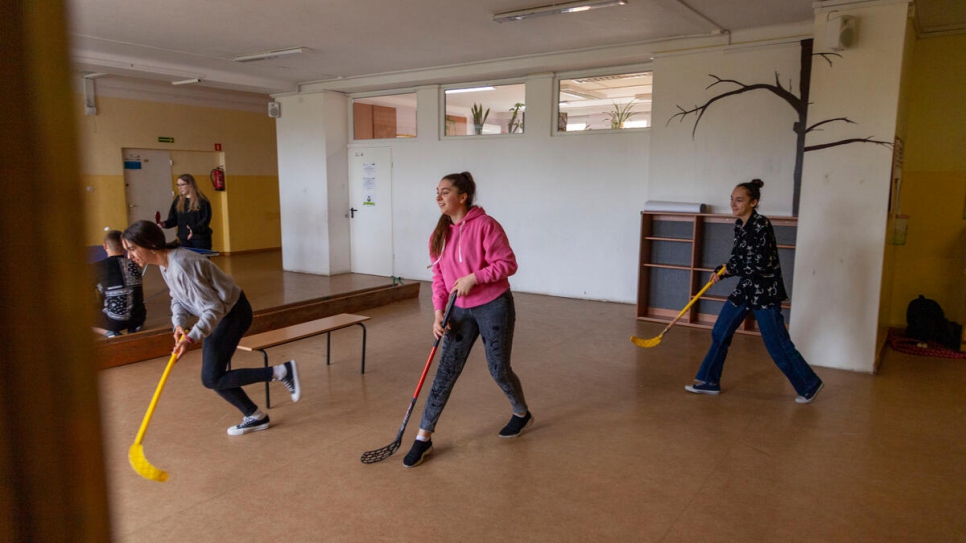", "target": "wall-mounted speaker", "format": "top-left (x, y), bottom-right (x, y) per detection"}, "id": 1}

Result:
top-left (268, 101), bottom-right (281, 118)
top-left (826, 15), bottom-right (857, 51)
